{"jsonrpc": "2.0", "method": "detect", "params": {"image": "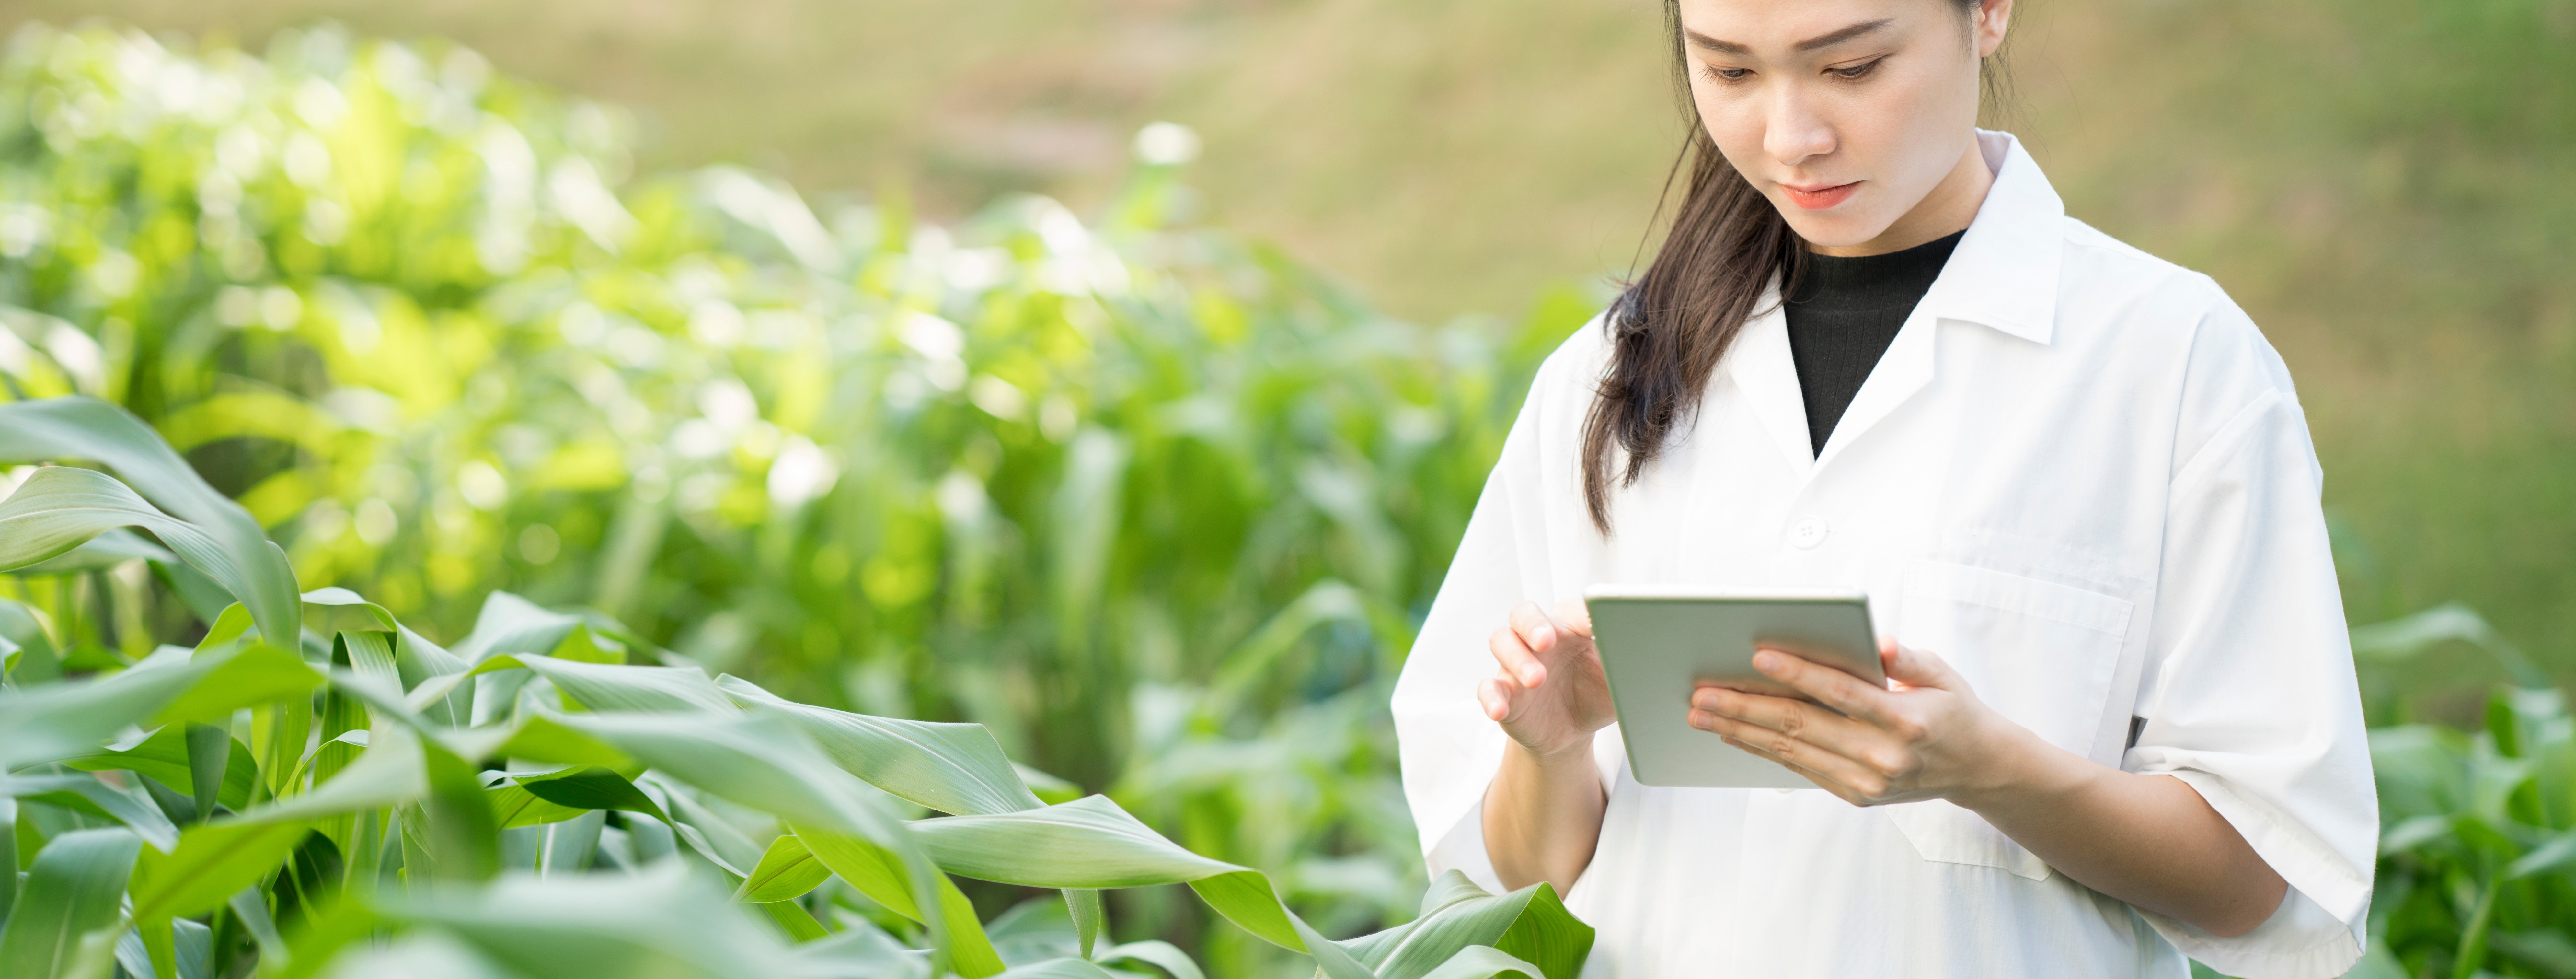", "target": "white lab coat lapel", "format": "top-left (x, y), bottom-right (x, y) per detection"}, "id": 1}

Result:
top-left (1811, 305), bottom-right (1937, 473)
top-left (1718, 277), bottom-right (1813, 478)
top-left (1813, 132), bottom-right (2066, 474)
